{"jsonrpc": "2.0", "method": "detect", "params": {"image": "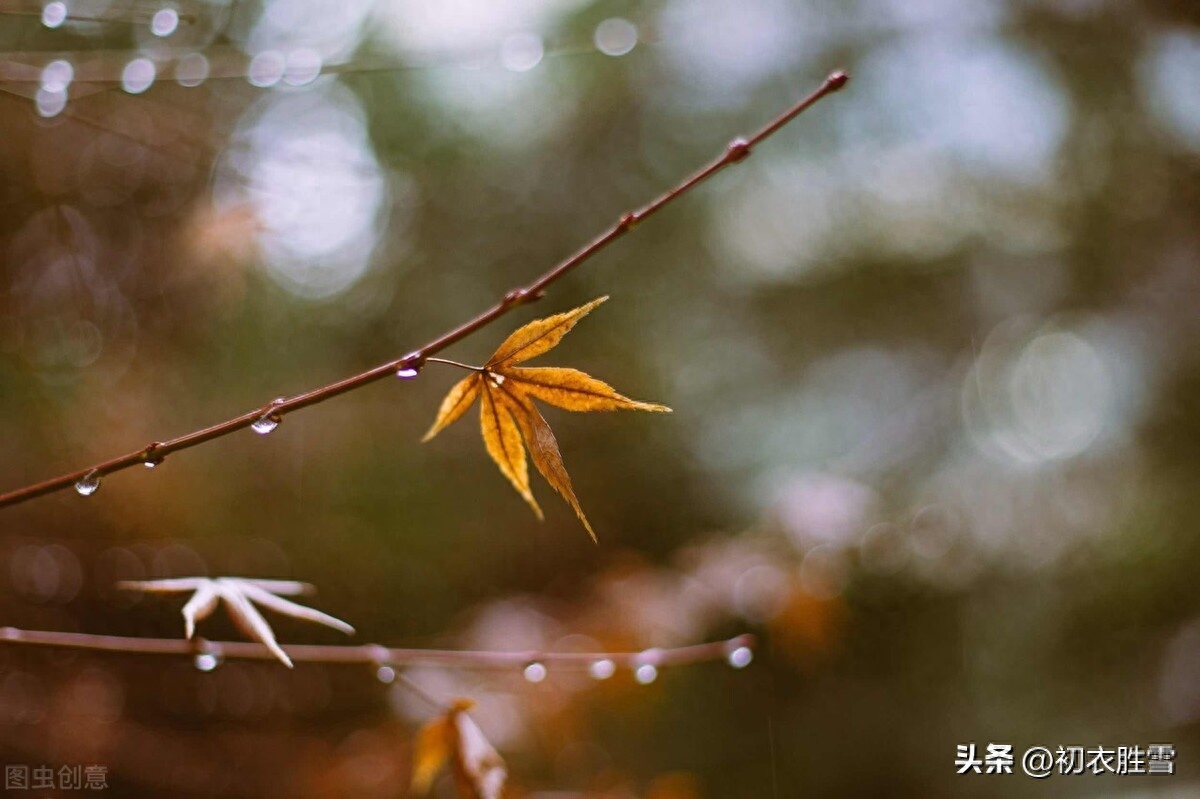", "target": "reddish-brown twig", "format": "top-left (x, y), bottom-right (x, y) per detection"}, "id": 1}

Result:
top-left (0, 71), bottom-right (849, 509)
top-left (0, 626), bottom-right (755, 671)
